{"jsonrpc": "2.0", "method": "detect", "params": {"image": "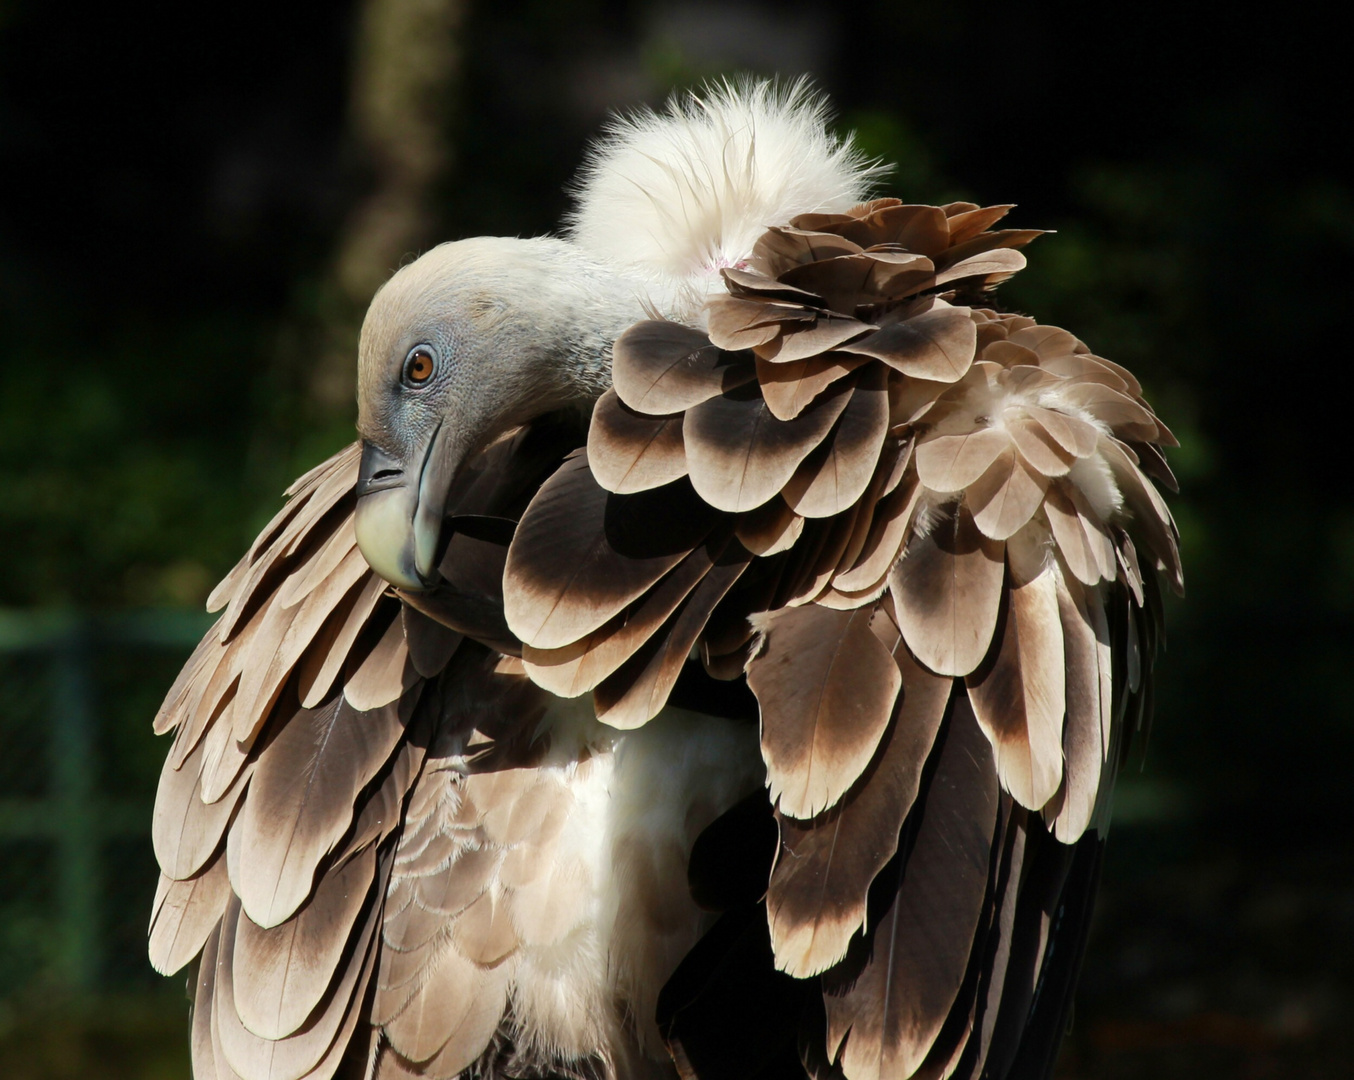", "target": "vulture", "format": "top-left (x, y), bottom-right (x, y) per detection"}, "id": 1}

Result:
top-left (149, 81), bottom-right (1179, 1080)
